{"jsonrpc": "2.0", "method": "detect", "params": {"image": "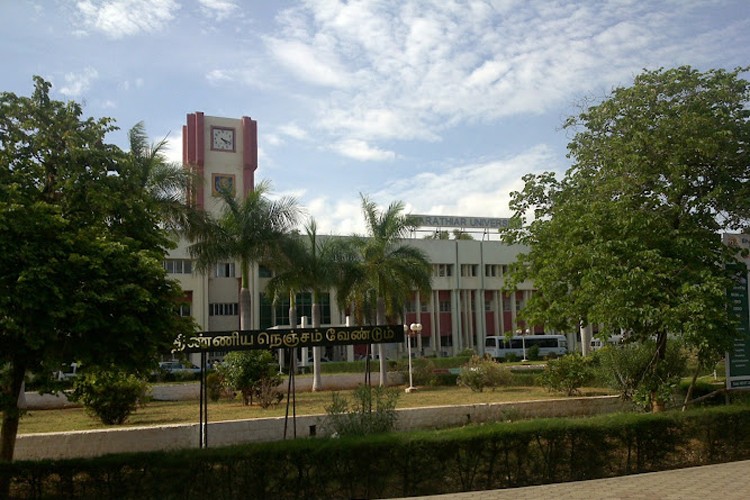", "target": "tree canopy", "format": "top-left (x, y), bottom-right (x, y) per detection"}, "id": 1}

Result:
top-left (337, 195), bottom-right (432, 384)
top-left (0, 77), bottom-right (193, 462)
top-left (502, 66), bottom-right (750, 376)
top-left (187, 180), bottom-right (301, 330)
